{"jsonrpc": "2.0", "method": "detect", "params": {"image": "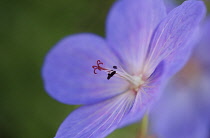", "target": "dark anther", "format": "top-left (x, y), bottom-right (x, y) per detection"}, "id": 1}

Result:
top-left (113, 66), bottom-right (117, 69)
top-left (107, 70), bottom-right (116, 80)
